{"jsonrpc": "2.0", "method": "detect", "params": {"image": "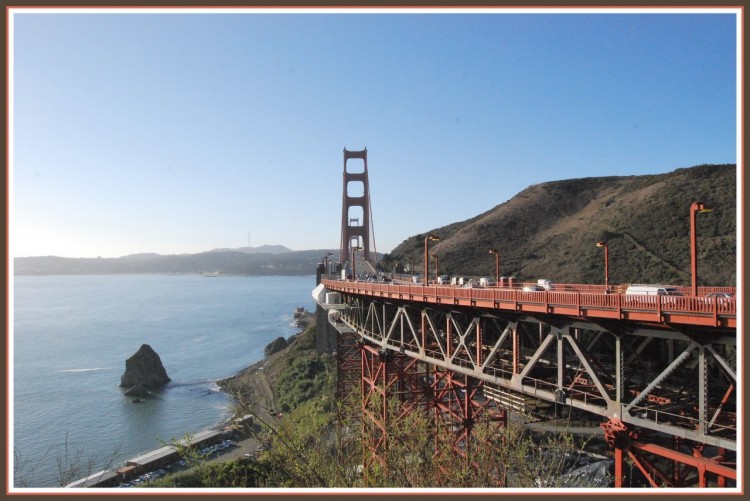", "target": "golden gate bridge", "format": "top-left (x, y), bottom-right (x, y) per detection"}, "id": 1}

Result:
top-left (313, 148), bottom-right (738, 488)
